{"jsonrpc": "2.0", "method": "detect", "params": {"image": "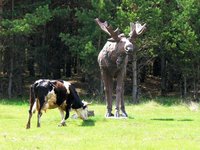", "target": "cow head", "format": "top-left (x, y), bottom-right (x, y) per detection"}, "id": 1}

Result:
top-left (95, 18), bottom-right (146, 55)
top-left (75, 101), bottom-right (92, 120)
